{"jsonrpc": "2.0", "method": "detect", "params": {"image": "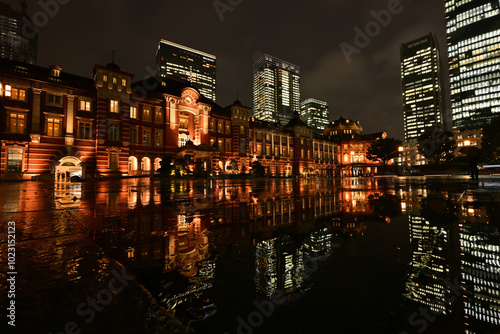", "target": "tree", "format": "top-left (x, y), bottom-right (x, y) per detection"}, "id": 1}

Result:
top-left (251, 161), bottom-right (266, 177)
top-left (366, 137), bottom-right (402, 172)
top-left (417, 128), bottom-right (456, 166)
top-left (228, 159), bottom-right (239, 174)
top-left (157, 156), bottom-right (173, 176)
top-left (480, 117), bottom-right (500, 164)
